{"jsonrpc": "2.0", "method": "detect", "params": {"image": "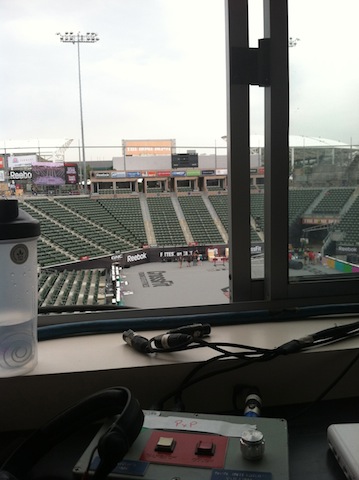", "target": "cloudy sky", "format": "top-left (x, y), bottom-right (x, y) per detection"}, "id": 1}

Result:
top-left (0, 0), bottom-right (358, 161)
